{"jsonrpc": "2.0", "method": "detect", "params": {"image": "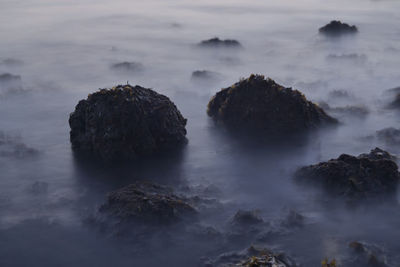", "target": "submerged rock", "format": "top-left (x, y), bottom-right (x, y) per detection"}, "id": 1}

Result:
top-left (295, 148), bottom-right (399, 202)
top-left (199, 38), bottom-right (242, 48)
top-left (191, 70), bottom-right (221, 83)
top-left (376, 127), bottom-right (400, 146)
top-left (69, 84), bottom-right (187, 161)
top-left (207, 246), bottom-right (298, 267)
top-left (110, 61), bottom-right (144, 73)
top-left (319, 21), bottom-right (358, 36)
top-left (207, 74), bottom-right (337, 135)
top-left (99, 181), bottom-right (197, 225)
